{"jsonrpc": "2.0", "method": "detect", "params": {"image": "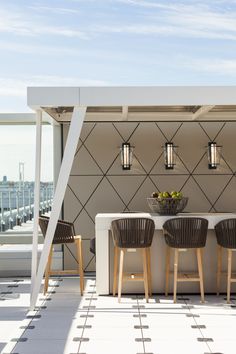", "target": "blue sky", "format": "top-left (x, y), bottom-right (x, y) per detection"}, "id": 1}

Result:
top-left (0, 0), bottom-right (236, 112)
top-left (0, 0), bottom-right (236, 180)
